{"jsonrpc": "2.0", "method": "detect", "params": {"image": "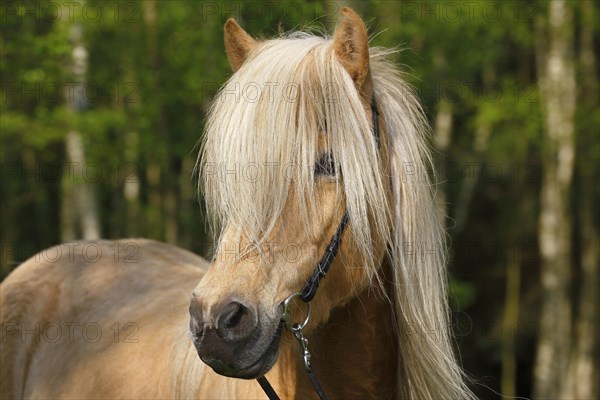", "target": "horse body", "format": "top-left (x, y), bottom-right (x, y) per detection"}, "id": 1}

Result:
top-left (1, 239), bottom-right (204, 398)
